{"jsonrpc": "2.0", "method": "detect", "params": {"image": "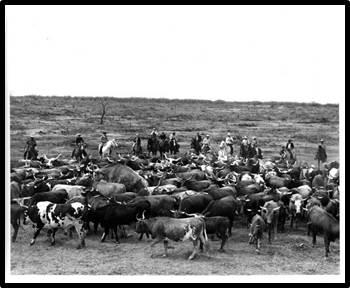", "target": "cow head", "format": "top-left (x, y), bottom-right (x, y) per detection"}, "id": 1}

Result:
top-left (260, 201), bottom-right (280, 225)
top-left (135, 211), bottom-right (151, 235)
top-left (70, 202), bottom-right (86, 218)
